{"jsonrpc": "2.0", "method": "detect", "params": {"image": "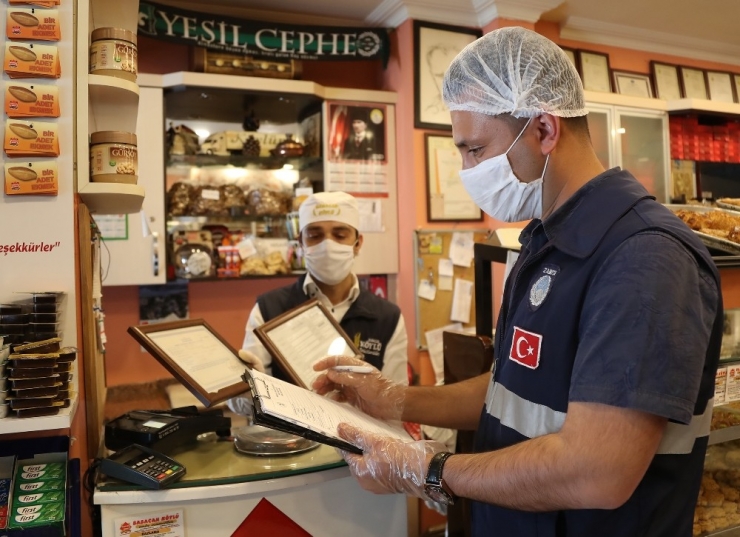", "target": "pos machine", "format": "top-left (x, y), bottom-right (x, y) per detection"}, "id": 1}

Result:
top-left (104, 406), bottom-right (232, 452)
